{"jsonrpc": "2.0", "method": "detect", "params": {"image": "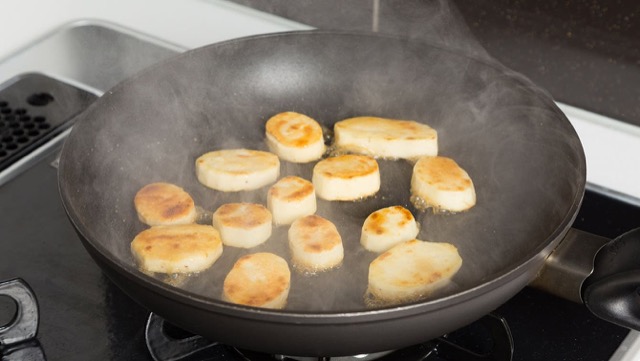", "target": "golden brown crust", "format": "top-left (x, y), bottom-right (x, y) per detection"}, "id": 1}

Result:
top-left (291, 215), bottom-right (342, 254)
top-left (213, 203), bottom-right (271, 229)
top-left (223, 253), bottom-right (290, 308)
top-left (265, 112), bottom-right (323, 147)
top-left (368, 239), bottom-right (462, 302)
top-left (363, 206), bottom-right (414, 236)
top-left (413, 157), bottom-right (471, 192)
top-left (314, 155), bottom-right (378, 179)
top-left (288, 214), bottom-right (344, 272)
top-left (134, 182), bottom-right (196, 226)
top-left (335, 116), bottom-right (437, 141)
top-left (131, 224), bottom-right (223, 273)
top-left (195, 149), bottom-right (279, 175)
top-left (268, 176), bottom-right (314, 202)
